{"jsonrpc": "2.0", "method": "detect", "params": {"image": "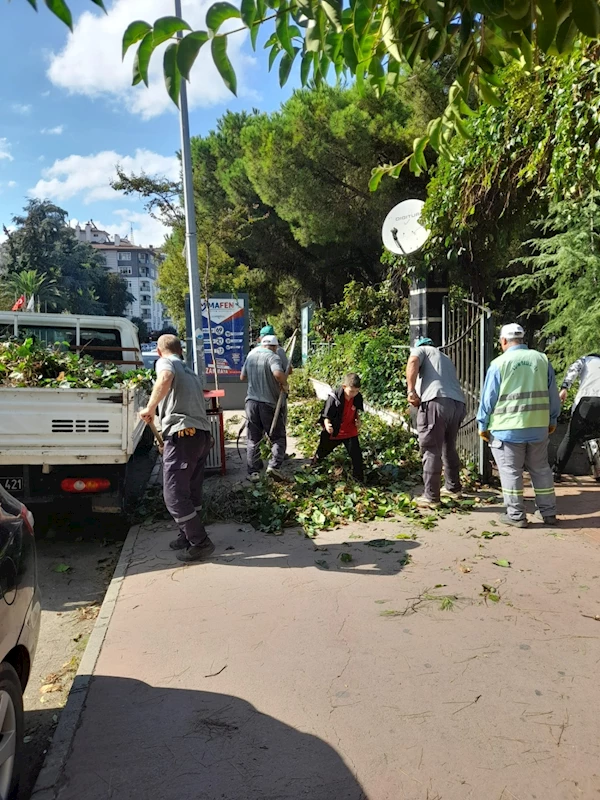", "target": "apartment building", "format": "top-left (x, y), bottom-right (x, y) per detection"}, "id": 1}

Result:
top-left (74, 222), bottom-right (171, 333)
